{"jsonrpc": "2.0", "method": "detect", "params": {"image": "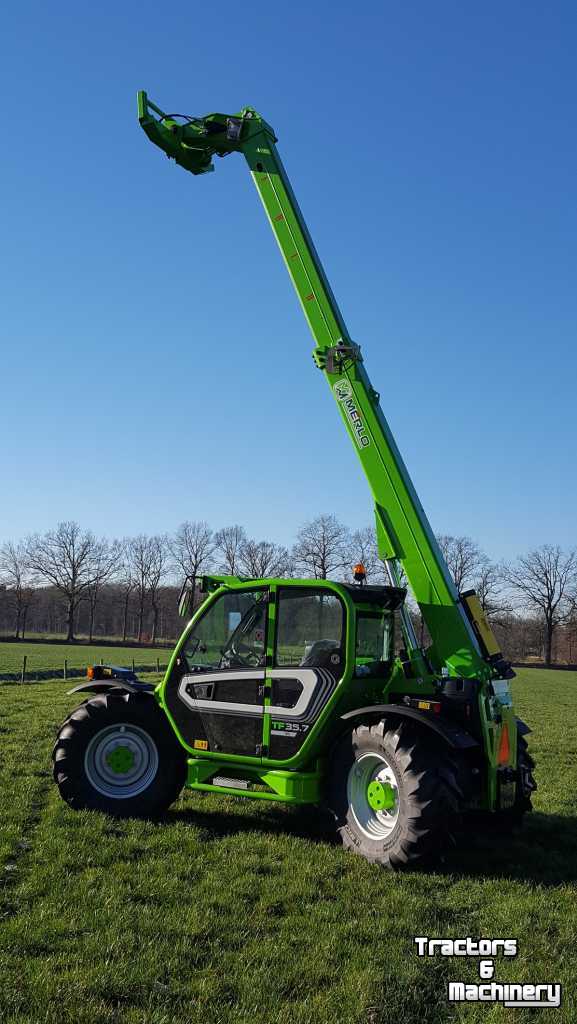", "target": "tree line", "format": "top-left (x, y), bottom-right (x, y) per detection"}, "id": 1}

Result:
top-left (1, 518), bottom-right (576, 666)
